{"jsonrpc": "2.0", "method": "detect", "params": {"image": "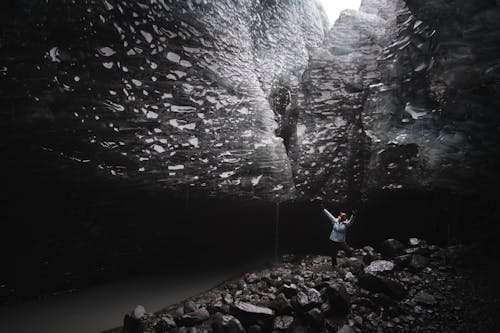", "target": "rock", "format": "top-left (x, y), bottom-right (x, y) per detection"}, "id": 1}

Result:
top-left (123, 314), bottom-right (143, 333)
top-left (177, 308), bottom-right (210, 327)
top-left (393, 254), bottom-right (412, 269)
top-left (271, 293), bottom-right (293, 314)
top-left (325, 282), bottom-right (350, 315)
top-left (364, 260), bottom-right (395, 274)
top-left (133, 305), bottom-right (146, 319)
top-left (414, 291), bottom-right (437, 306)
top-left (247, 324), bottom-right (262, 333)
top-left (361, 246), bottom-right (382, 264)
top-left (280, 283), bottom-right (298, 298)
top-left (230, 302), bottom-right (274, 328)
top-left (342, 257), bottom-right (365, 275)
top-left (273, 315), bottom-right (294, 330)
top-left (380, 239), bottom-right (406, 259)
top-left (184, 301), bottom-right (198, 314)
top-left (154, 316), bottom-right (177, 333)
top-left (358, 273), bottom-right (408, 300)
top-left (212, 313), bottom-right (245, 333)
top-left (305, 308), bottom-right (324, 329)
top-left (408, 255), bottom-right (429, 272)
top-left (307, 288), bottom-right (322, 306)
top-left (226, 317), bottom-right (246, 333)
top-left (337, 325), bottom-right (355, 333)
top-left (409, 238), bottom-right (423, 246)
top-left (244, 273), bottom-right (260, 284)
